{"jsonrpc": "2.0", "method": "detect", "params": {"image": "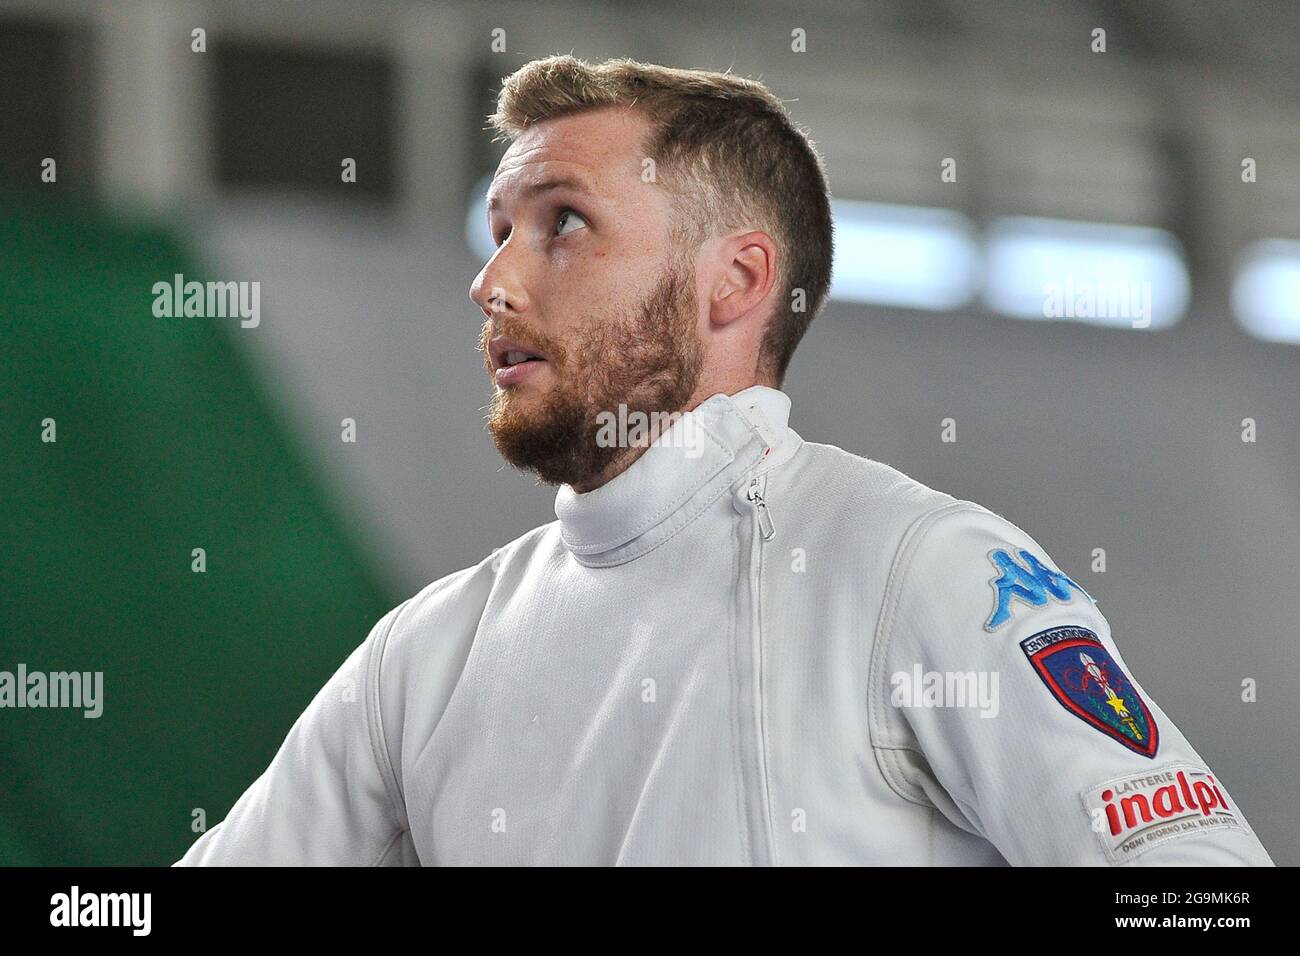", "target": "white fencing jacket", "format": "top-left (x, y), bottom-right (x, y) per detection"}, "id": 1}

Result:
top-left (177, 386), bottom-right (1273, 866)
